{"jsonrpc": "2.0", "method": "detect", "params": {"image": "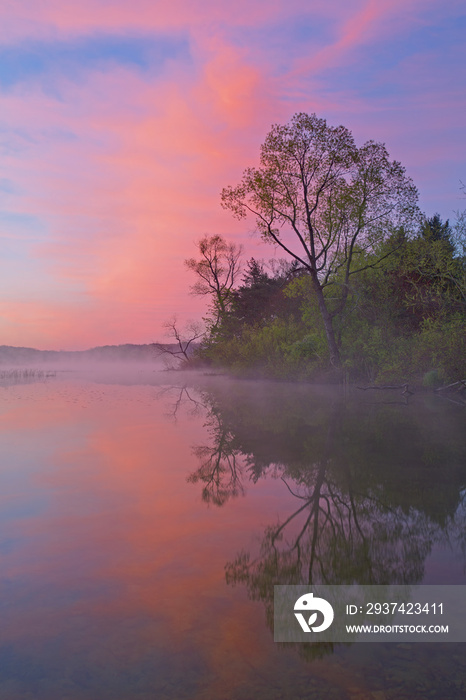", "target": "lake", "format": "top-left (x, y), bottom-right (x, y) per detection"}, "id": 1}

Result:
top-left (0, 368), bottom-right (465, 699)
